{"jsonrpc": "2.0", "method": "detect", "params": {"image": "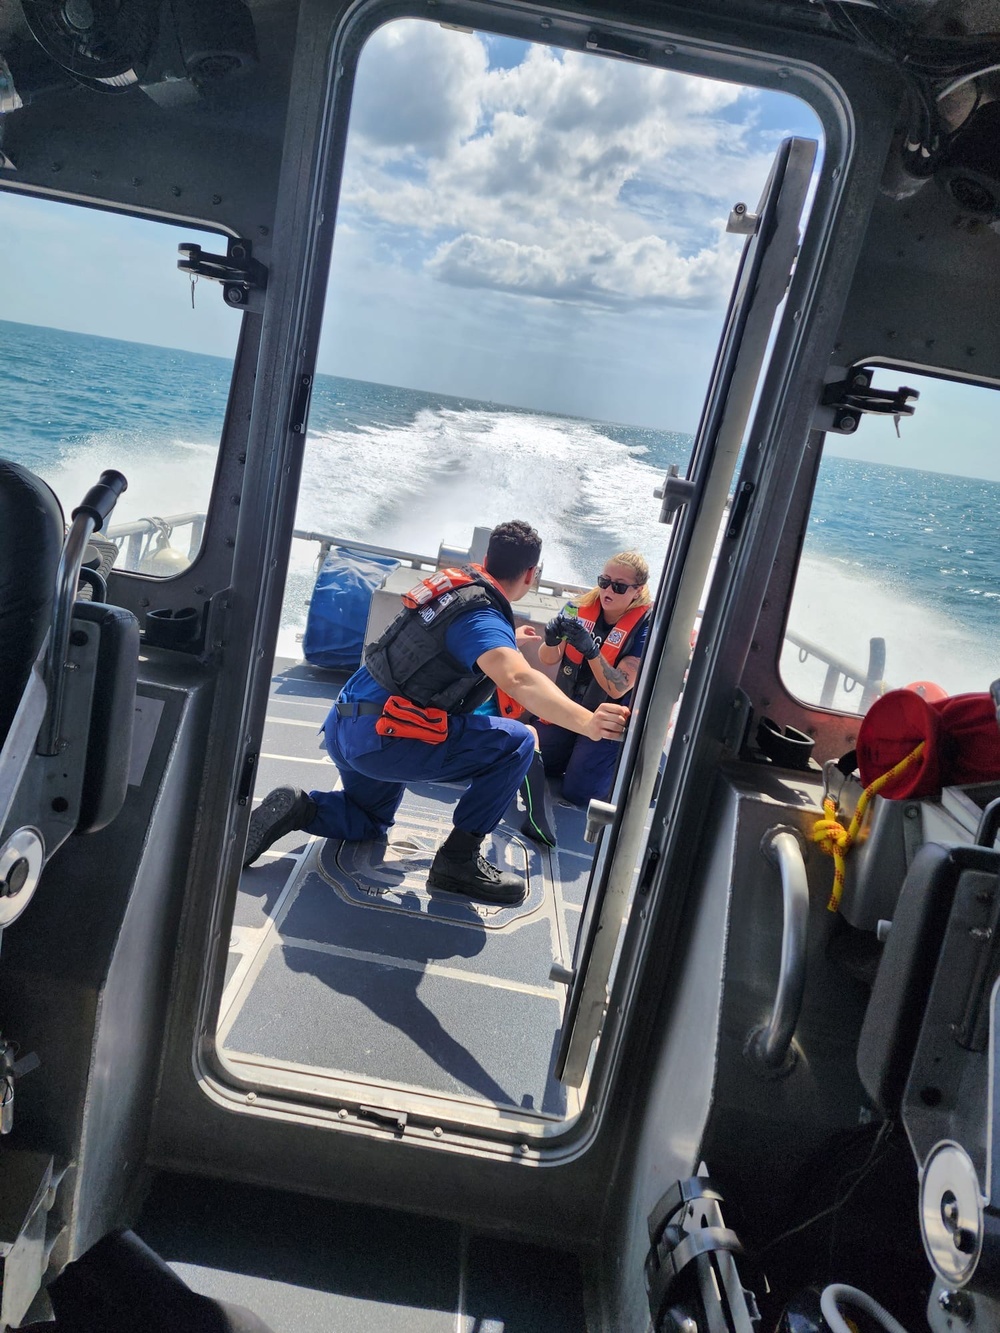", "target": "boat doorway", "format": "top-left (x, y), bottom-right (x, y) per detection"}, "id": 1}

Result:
top-left (212, 13), bottom-right (824, 1137)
